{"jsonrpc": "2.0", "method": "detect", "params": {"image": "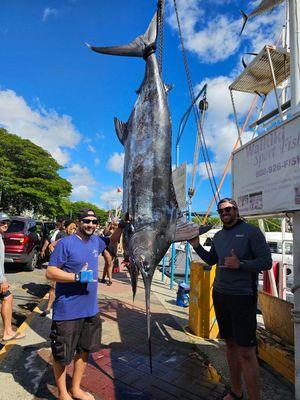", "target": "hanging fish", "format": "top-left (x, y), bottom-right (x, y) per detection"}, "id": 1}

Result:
top-left (240, 0), bottom-right (285, 35)
top-left (87, 12), bottom-right (211, 372)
